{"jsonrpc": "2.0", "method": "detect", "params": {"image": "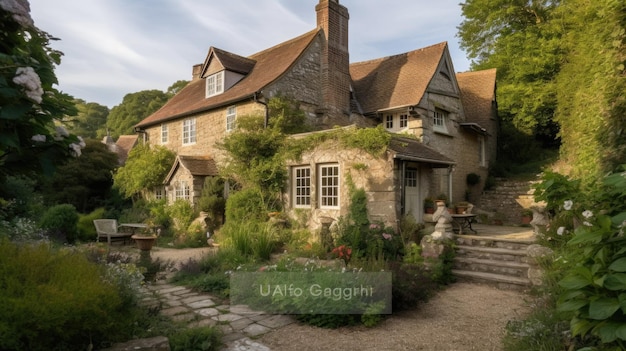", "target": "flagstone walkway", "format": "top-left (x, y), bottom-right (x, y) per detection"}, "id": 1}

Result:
top-left (141, 280), bottom-right (295, 351)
